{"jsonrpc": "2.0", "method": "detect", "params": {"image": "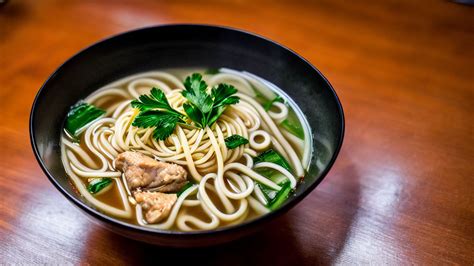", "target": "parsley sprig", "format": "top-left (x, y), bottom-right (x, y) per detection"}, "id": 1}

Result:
top-left (131, 88), bottom-right (186, 140)
top-left (131, 73), bottom-right (240, 140)
top-left (182, 73), bottom-right (239, 128)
